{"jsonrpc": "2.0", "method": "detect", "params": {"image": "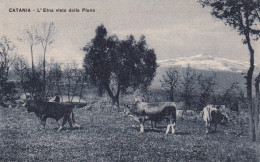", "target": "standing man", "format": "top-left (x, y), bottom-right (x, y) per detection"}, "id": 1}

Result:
top-left (54, 93), bottom-right (61, 102)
